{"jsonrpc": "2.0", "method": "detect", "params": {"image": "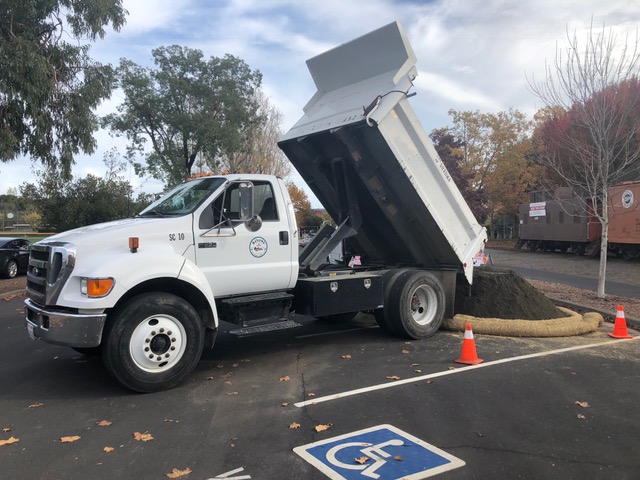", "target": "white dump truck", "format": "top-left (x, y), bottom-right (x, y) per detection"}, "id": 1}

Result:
top-left (24, 22), bottom-right (486, 392)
